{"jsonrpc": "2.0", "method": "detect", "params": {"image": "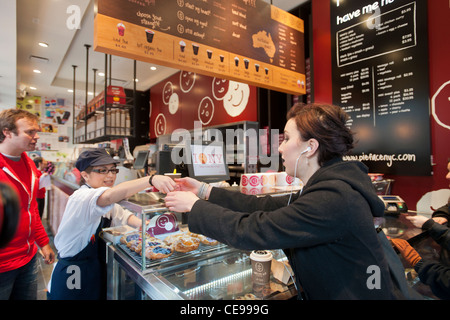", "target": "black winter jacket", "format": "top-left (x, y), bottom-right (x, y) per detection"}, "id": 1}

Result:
top-left (188, 158), bottom-right (398, 299)
top-left (414, 206), bottom-right (450, 300)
